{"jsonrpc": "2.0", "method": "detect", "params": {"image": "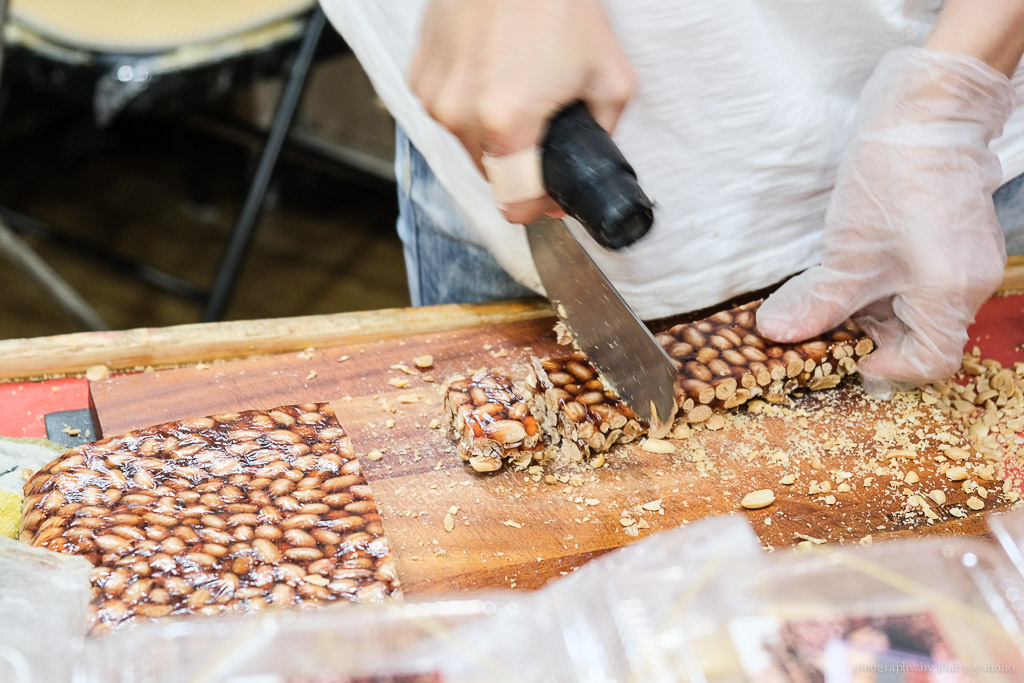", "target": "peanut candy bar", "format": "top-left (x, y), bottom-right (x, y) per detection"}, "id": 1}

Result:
top-left (528, 353), bottom-right (644, 463)
top-left (21, 403), bottom-right (400, 633)
top-left (443, 372), bottom-right (542, 472)
top-left (441, 301), bottom-right (874, 472)
top-left (654, 300), bottom-right (873, 423)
